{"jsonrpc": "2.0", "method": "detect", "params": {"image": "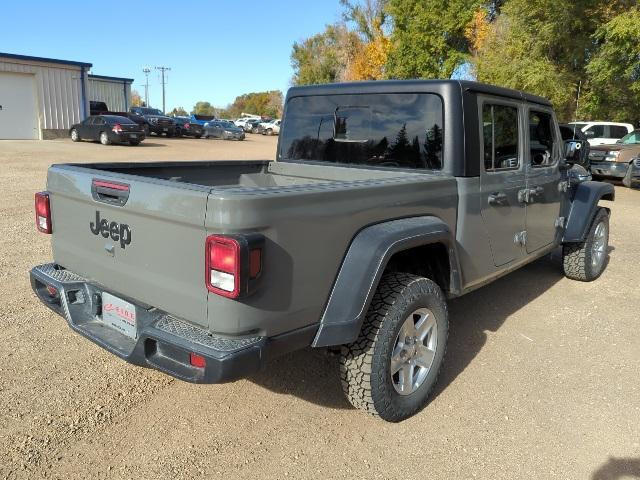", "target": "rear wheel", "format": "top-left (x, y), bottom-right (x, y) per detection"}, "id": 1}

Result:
top-left (340, 272), bottom-right (448, 422)
top-left (563, 207), bottom-right (609, 281)
top-left (266, 128), bottom-right (273, 136)
top-left (99, 131), bottom-right (110, 145)
top-left (70, 128), bottom-right (80, 142)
